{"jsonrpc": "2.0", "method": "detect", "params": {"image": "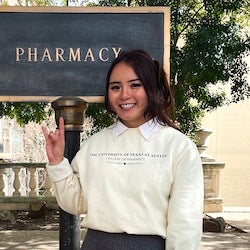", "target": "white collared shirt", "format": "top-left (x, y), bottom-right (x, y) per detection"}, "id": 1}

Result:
top-left (112, 118), bottom-right (162, 140)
